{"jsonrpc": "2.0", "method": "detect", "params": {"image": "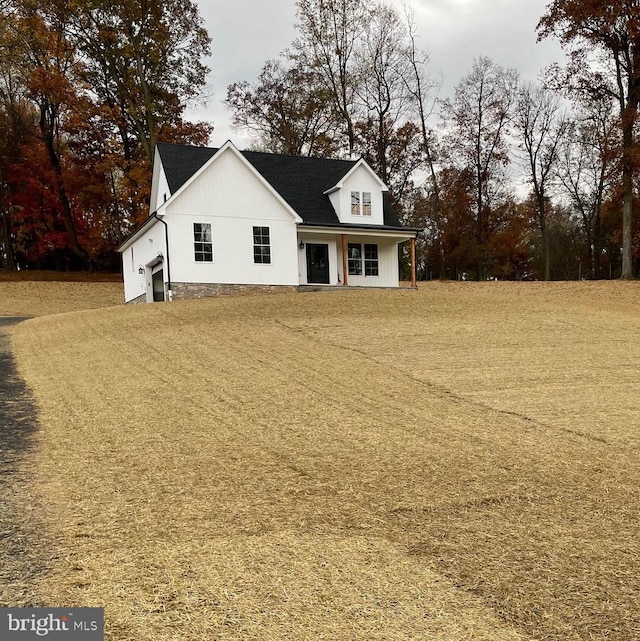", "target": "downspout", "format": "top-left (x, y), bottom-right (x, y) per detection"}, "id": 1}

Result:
top-left (152, 212), bottom-right (172, 301)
